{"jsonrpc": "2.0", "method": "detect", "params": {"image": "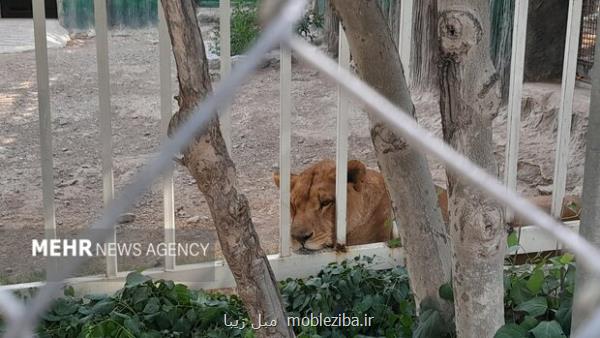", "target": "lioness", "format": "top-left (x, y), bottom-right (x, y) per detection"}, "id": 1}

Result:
top-left (273, 159), bottom-right (392, 252)
top-left (273, 159), bottom-right (581, 254)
